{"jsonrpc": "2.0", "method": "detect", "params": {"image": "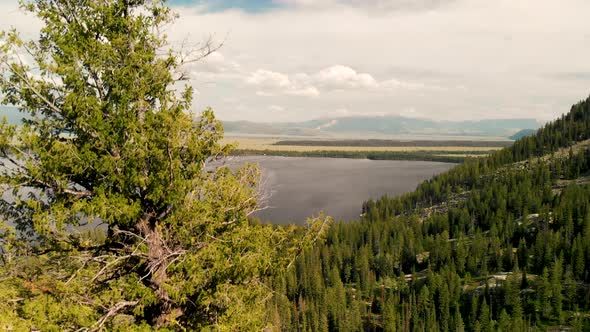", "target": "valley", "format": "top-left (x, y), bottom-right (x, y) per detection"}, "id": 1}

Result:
top-left (268, 96), bottom-right (590, 331)
top-left (1, 0), bottom-right (589, 330)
